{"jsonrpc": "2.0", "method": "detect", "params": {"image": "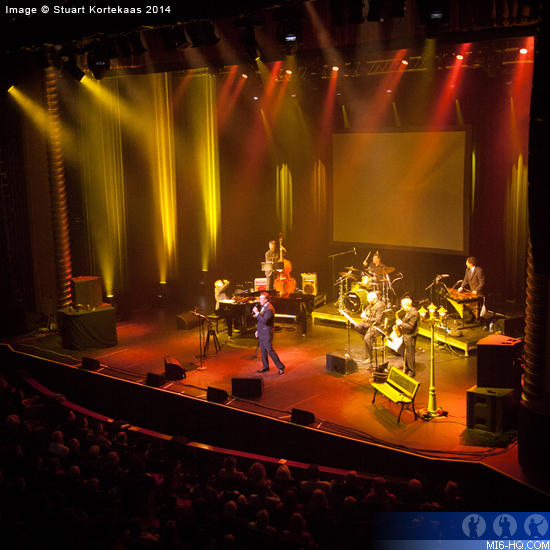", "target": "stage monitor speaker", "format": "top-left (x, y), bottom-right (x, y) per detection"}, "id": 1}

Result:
top-left (231, 378), bottom-right (263, 398)
top-left (291, 408), bottom-right (316, 426)
top-left (71, 276), bottom-right (102, 308)
top-left (301, 273), bottom-right (318, 295)
top-left (81, 357), bottom-right (101, 370)
top-left (207, 386), bottom-right (229, 403)
top-left (494, 315), bottom-right (525, 338)
top-left (145, 372), bottom-right (166, 387)
top-left (326, 353), bottom-right (358, 375)
top-left (254, 278), bottom-right (267, 291)
top-left (466, 386), bottom-right (518, 433)
top-left (176, 311), bottom-right (202, 330)
top-left (477, 334), bottom-right (523, 389)
top-left (164, 356), bottom-right (186, 380)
